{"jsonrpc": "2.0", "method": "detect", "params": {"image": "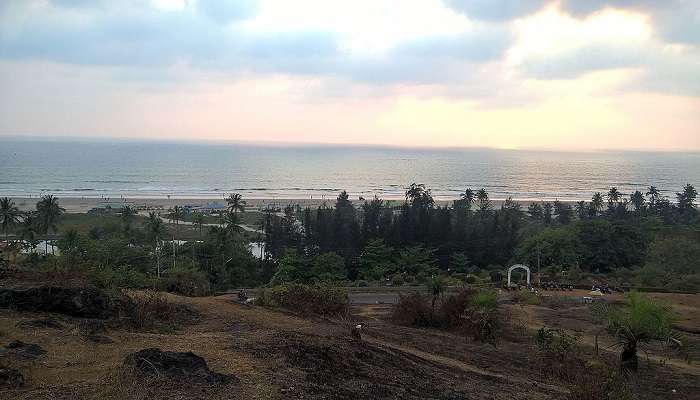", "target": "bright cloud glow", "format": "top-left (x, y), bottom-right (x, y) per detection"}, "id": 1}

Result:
top-left (0, 0), bottom-right (698, 151)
